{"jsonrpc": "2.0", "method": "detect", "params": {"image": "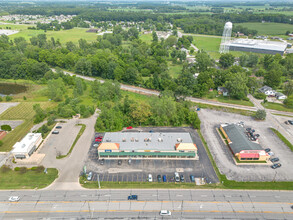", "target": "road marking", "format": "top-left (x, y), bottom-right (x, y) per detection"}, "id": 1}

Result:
top-left (176, 195), bottom-right (183, 197)
top-left (201, 195), bottom-right (207, 197)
